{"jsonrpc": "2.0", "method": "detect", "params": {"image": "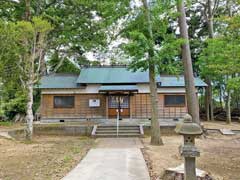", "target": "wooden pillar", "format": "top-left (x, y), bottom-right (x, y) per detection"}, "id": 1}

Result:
top-left (130, 95), bottom-right (132, 120)
top-left (106, 96), bottom-right (108, 119)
